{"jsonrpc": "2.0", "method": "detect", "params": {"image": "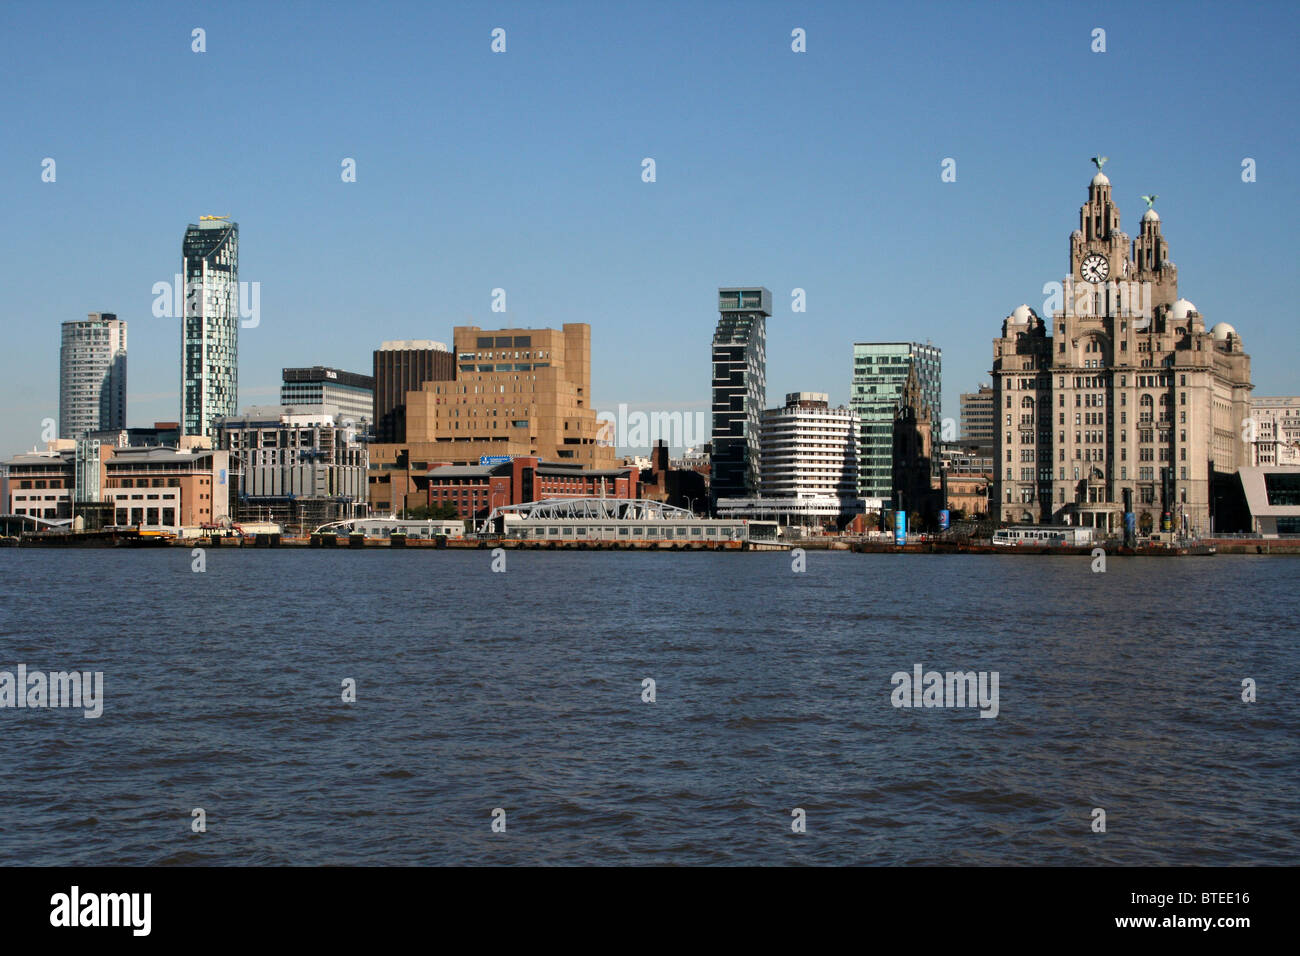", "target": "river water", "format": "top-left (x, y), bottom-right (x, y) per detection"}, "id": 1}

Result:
top-left (0, 549), bottom-right (1294, 865)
